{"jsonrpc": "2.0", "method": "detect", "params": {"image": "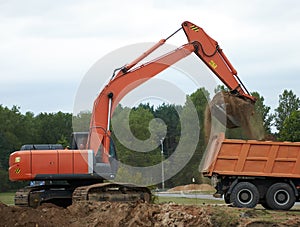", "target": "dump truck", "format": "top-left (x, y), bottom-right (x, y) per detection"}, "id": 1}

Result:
top-left (202, 133), bottom-right (300, 210)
